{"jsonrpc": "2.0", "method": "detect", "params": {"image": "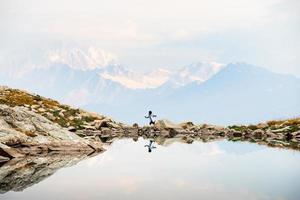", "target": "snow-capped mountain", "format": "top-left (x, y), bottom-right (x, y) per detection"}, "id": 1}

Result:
top-left (1, 47), bottom-right (299, 125)
top-left (163, 62), bottom-right (225, 88)
top-left (47, 47), bottom-right (173, 89)
top-left (79, 63), bottom-right (300, 125)
top-left (0, 46), bottom-right (225, 90)
top-left (0, 46), bottom-right (118, 79)
top-left (47, 47), bottom-right (117, 70)
top-left (151, 63), bottom-right (300, 124)
top-left (99, 62), bottom-right (224, 89)
top-left (100, 67), bottom-right (171, 89)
